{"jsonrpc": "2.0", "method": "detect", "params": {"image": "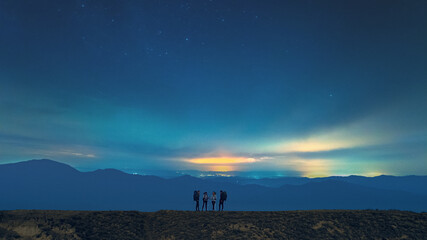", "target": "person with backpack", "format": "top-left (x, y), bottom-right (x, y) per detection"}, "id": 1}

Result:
top-left (219, 190), bottom-right (227, 211)
top-left (211, 191), bottom-right (217, 211)
top-left (202, 192), bottom-right (209, 211)
top-left (193, 190), bottom-right (200, 211)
